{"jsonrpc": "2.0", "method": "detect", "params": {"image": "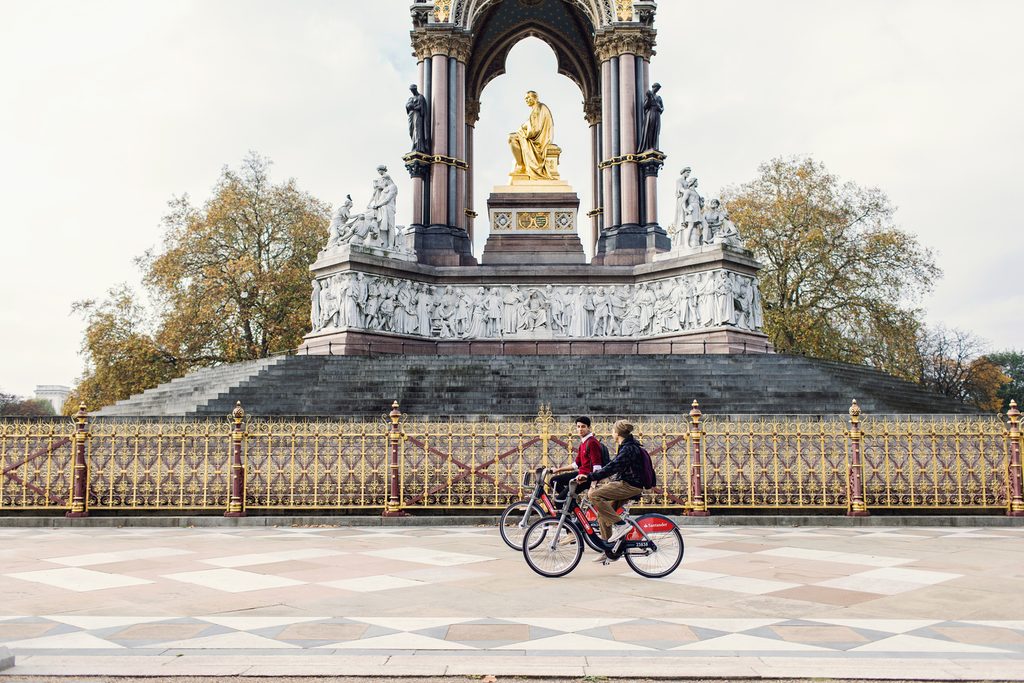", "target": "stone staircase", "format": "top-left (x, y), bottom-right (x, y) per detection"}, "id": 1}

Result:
top-left (95, 357), bottom-right (285, 417)
top-left (96, 354), bottom-right (974, 417)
